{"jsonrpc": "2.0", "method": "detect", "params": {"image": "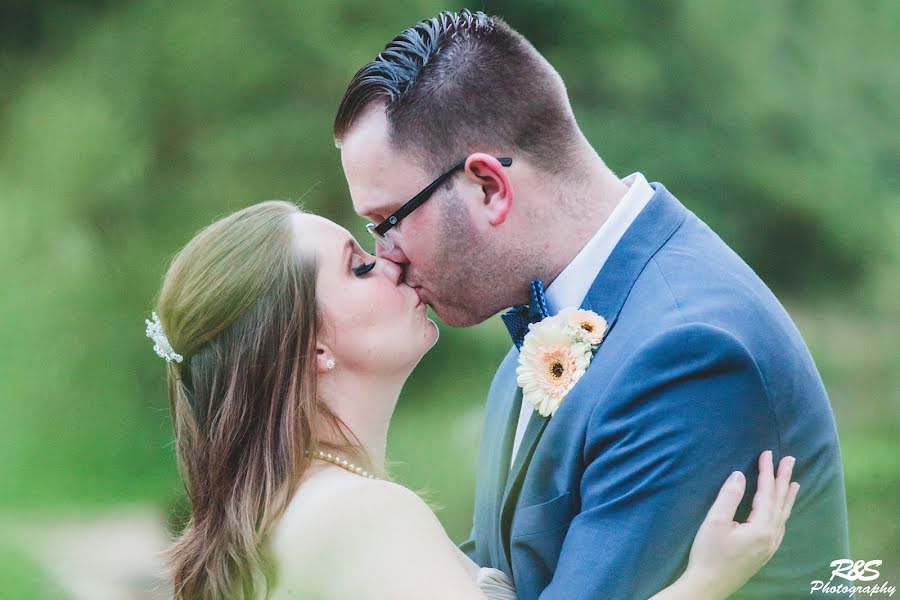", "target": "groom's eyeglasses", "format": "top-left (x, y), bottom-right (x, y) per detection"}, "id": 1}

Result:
top-left (366, 156), bottom-right (513, 251)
